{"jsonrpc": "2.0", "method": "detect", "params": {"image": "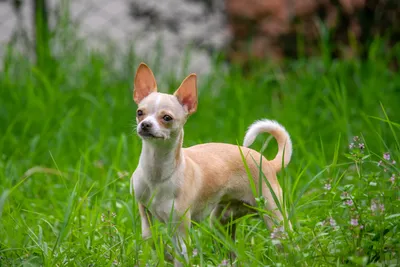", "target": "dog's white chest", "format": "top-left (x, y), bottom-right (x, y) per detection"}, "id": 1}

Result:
top-left (132, 171), bottom-right (177, 222)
